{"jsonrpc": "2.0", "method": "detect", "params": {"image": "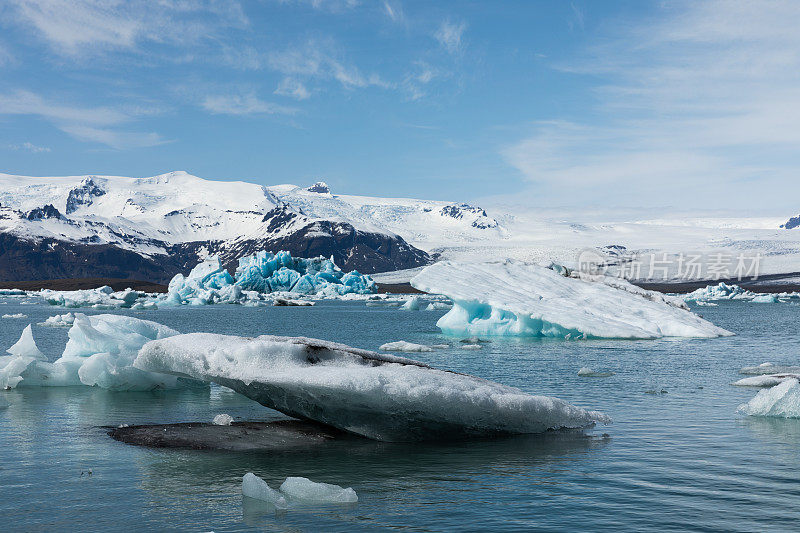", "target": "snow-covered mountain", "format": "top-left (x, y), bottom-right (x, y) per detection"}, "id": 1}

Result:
top-left (3, 170), bottom-right (800, 285)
